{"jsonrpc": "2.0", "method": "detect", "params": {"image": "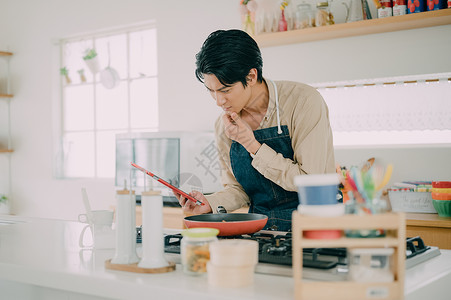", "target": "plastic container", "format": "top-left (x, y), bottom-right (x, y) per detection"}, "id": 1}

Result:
top-left (389, 191), bottom-right (436, 213)
top-left (297, 204), bottom-right (344, 239)
top-left (431, 192), bottom-right (451, 201)
top-left (207, 239), bottom-right (258, 287)
top-left (432, 200), bottom-right (451, 217)
top-left (432, 181), bottom-right (451, 188)
top-left (207, 263), bottom-right (255, 288)
top-left (181, 228), bottom-right (219, 275)
top-left (209, 239), bottom-right (259, 267)
top-left (348, 248), bottom-right (394, 282)
top-left (294, 174), bottom-right (339, 205)
top-left (432, 188), bottom-right (451, 194)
